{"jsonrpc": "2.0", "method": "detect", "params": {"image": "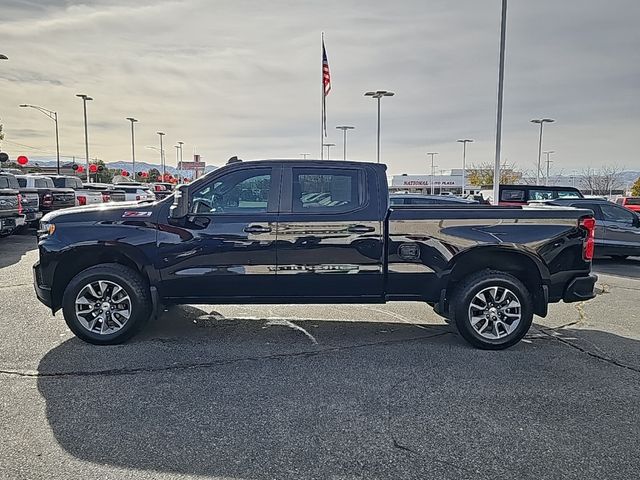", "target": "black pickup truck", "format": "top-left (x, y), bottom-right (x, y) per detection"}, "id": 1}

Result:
top-left (34, 160), bottom-right (597, 349)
